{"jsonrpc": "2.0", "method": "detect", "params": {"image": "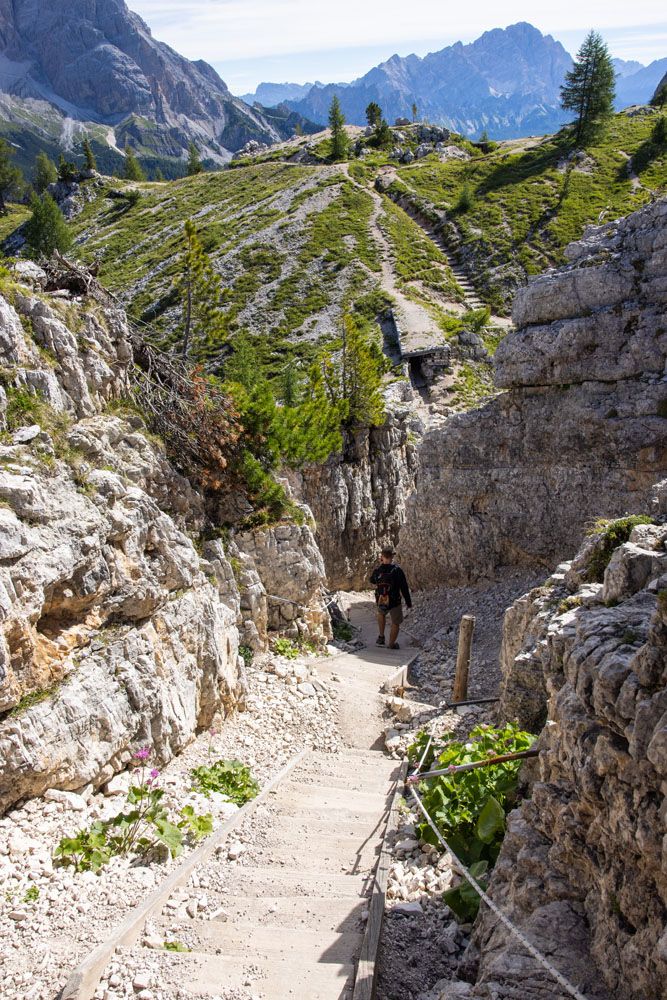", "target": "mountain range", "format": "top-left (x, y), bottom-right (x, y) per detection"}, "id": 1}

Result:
top-left (0, 0), bottom-right (317, 176)
top-left (242, 24), bottom-right (667, 139)
top-left (0, 6), bottom-right (664, 178)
